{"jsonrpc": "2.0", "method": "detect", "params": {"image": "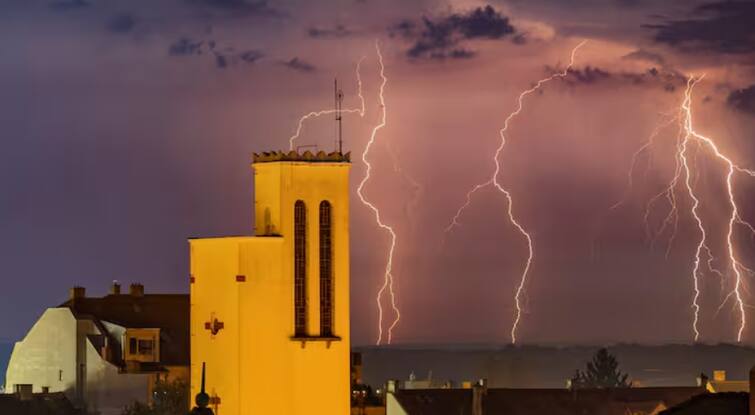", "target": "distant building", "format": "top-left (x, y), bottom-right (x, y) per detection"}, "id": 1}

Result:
top-left (705, 370), bottom-right (749, 393)
top-left (352, 352), bottom-right (385, 415)
top-left (4, 283), bottom-right (188, 415)
top-left (401, 371), bottom-right (452, 390)
top-left (191, 151), bottom-right (352, 415)
top-left (660, 366), bottom-right (755, 414)
top-left (386, 378), bottom-right (707, 415)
